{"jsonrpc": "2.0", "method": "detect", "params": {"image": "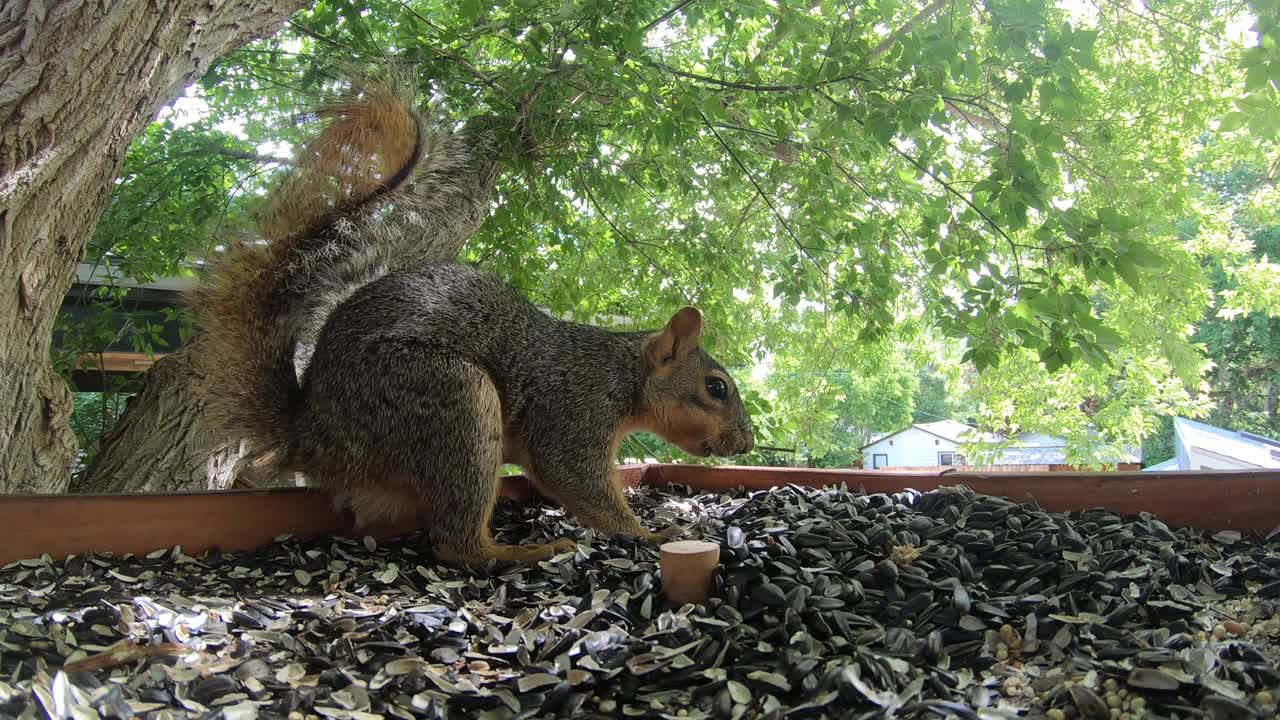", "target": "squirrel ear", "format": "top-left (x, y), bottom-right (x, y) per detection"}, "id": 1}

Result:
top-left (668, 306), bottom-right (703, 341)
top-left (645, 307), bottom-right (703, 369)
